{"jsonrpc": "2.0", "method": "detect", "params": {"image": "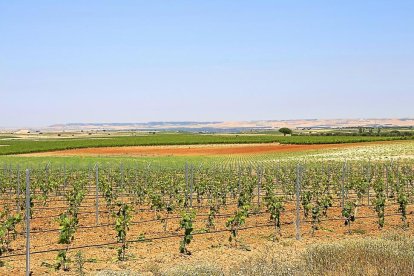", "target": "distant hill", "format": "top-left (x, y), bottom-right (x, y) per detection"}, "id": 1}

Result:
top-left (46, 118), bottom-right (414, 132)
